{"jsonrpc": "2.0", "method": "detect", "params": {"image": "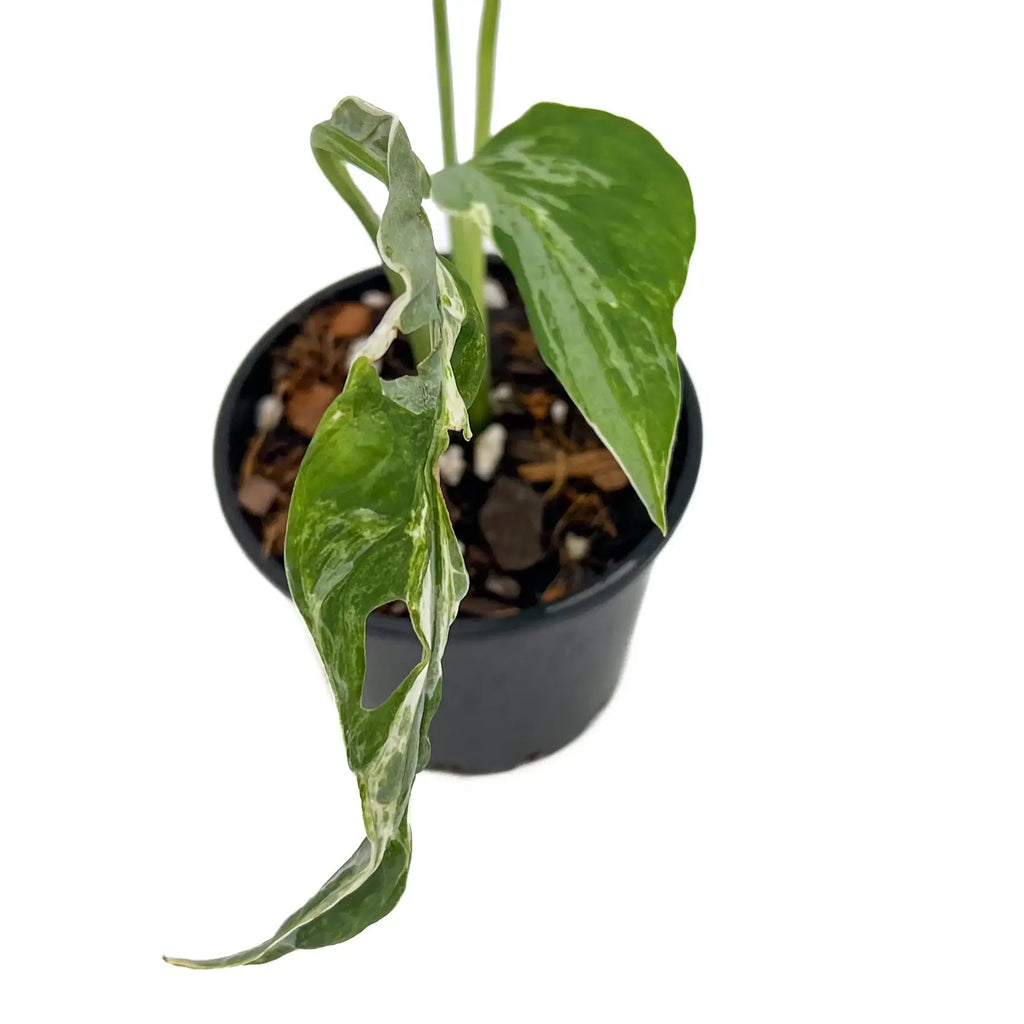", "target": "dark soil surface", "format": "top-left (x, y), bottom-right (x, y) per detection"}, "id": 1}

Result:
top-left (235, 276), bottom-right (658, 618)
